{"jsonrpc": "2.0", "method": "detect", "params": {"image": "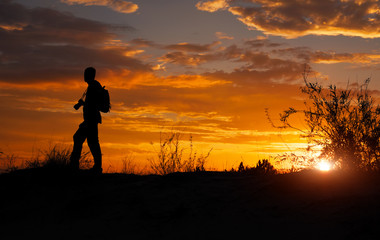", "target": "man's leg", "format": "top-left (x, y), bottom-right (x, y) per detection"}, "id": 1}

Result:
top-left (87, 123), bottom-right (102, 172)
top-left (70, 122), bottom-right (87, 170)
